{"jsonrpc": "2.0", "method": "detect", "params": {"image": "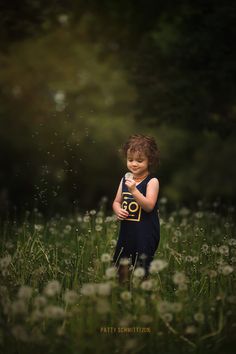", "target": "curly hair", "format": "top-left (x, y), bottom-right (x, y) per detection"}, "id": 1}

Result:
top-left (120, 134), bottom-right (160, 172)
